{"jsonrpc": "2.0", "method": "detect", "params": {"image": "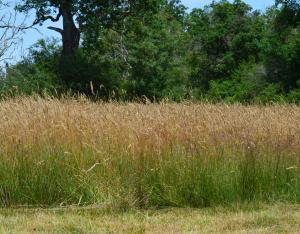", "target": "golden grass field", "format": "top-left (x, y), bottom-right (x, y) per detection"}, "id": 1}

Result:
top-left (0, 97), bottom-right (300, 232)
top-left (1, 97), bottom-right (299, 156)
